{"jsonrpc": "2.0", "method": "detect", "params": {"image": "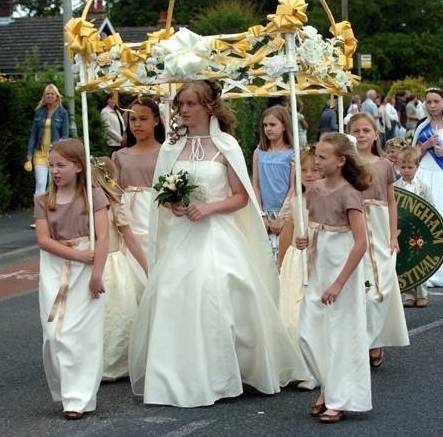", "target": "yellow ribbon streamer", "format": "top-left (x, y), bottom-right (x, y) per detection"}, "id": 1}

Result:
top-left (266, 0), bottom-right (308, 33)
top-left (329, 21), bottom-right (358, 69)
